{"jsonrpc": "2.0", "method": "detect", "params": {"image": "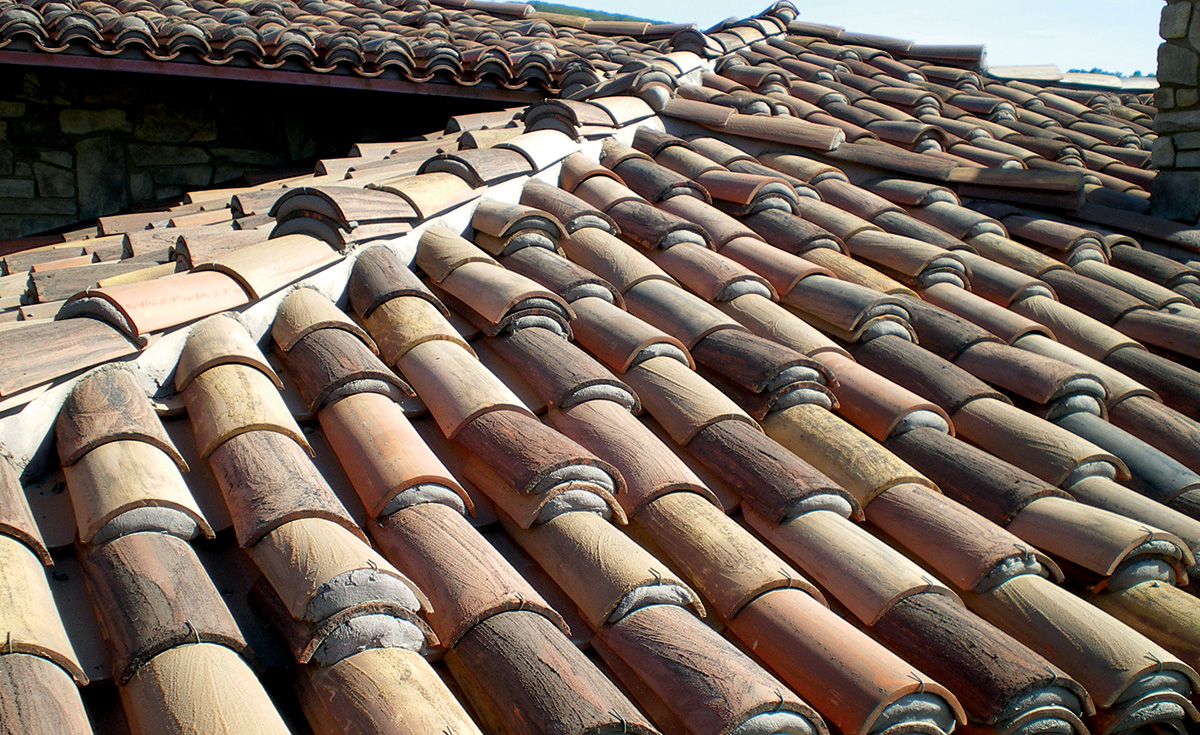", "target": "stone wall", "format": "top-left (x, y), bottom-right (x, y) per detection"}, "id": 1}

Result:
top-left (0, 67), bottom-right (507, 239)
top-left (1154, 0), bottom-right (1200, 221)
